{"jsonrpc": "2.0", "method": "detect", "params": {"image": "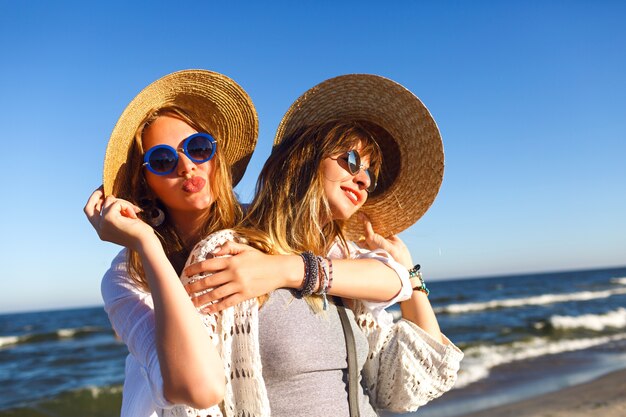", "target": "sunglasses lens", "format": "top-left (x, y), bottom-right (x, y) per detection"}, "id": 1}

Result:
top-left (366, 171), bottom-right (377, 193)
top-left (347, 150), bottom-right (360, 175)
top-left (186, 134), bottom-right (216, 163)
top-left (346, 149), bottom-right (377, 192)
top-left (147, 147), bottom-right (177, 174)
